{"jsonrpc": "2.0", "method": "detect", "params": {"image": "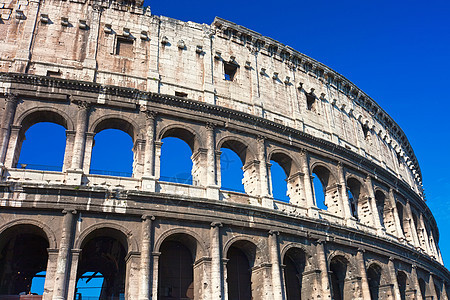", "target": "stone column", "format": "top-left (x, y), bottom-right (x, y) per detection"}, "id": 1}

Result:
top-left (139, 215), bottom-right (155, 300)
top-left (151, 252), bottom-right (161, 300)
top-left (418, 215), bottom-right (432, 255)
top-left (82, 133), bottom-right (95, 174)
top-left (388, 257), bottom-right (402, 300)
top-left (0, 93), bottom-right (19, 166)
top-left (52, 209), bottom-right (77, 300)
top-left (70, 101), bottom-right (90, 170)
top-left (4, 125), bottom-right (21, 168)
top-left (442, 282), bottom-right (449, 300)
top-left (210, 222), bottom-right (223, 299)
top-left (222, 258), bottom-right (229, 300)
top-left (365, 175), bottom-right (384, 233)
top-left (269, 231), bottom-right (284, 300)
top-left (356, 249), bottom-right (371, 300)
top-left (337, 162), bottom-right (353, 222)
top-left (430, 273), bottom-right (440, 300)
top-left (389, 188), bottom-right (405, 240)
top-left (258, 136), bottom-right (272, 208)
top-left (411, 265), bottom-right (423, 300)
top-left (206, 124), bottom-right (219, 199)
top-left (316, 240), bottom-right (332, 299)
top-left (299, 150), bottom-right (316, 213)
top-left (142, 110), bottom-right (156, 191)
top-left (405, 201), bottom-right (420, 248)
